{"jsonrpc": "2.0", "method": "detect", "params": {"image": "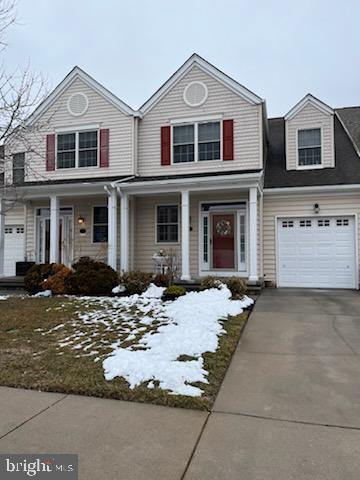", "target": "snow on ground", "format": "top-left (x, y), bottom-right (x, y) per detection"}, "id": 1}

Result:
top-left (0, 295), bottom-right (9, 301)
top-left (42, 283), bottom-right (253, 397)
top-left (103, 285), bottom-right (253, 396)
